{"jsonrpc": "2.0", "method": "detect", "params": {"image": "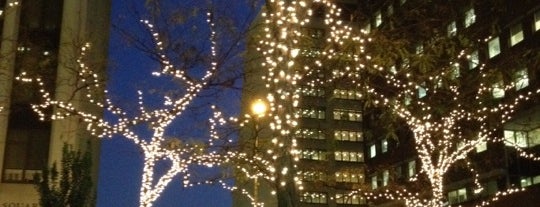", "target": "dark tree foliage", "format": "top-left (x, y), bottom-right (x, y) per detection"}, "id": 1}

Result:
top-left (35, 143), bottom-right (93, 207)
